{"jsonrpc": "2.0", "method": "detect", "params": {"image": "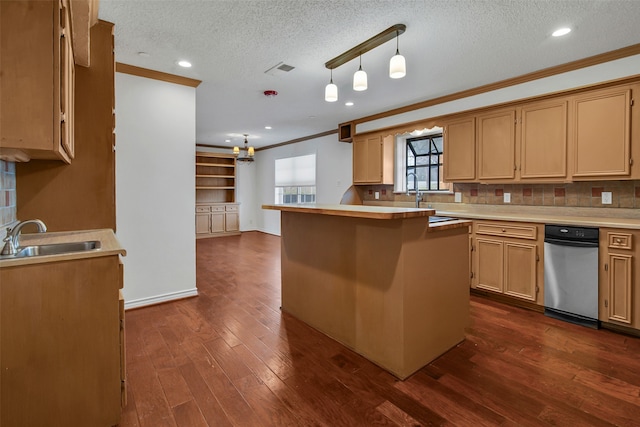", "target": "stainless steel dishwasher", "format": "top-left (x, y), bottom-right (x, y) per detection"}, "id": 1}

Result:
top-left (544, 224), bottom-right (599, 328)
